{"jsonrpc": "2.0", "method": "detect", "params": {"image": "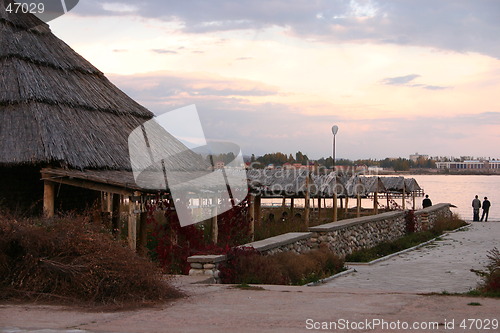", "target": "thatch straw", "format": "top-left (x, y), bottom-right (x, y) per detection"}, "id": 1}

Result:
top-left (0, 2), bottom-right (205, 171)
